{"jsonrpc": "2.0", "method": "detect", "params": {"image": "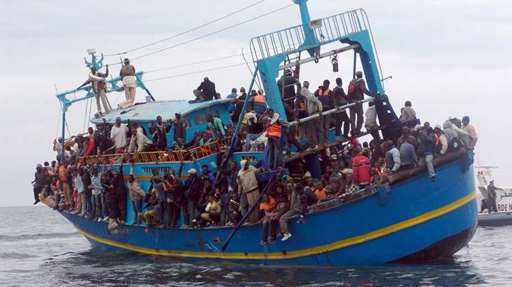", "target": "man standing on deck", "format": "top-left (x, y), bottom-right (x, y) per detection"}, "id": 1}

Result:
top-left (119, 58), bottom-right (137, 108)
top-left (110, 117), bottom-right (129, 154)
top-left (347, 71), bottom-right (370, 135)
top-left (151, 116), bottom-right (171, 151)
top-left (315, 80), bottom-right (334, 144)
top-left (300, 81), bottom-right (323, 148)
top-left (197, 77), bottom-right (217, 101)
top-left (173, 113), bottom-right (188, 144)
top-left (333, 77), bottom-right (351, 140)
top-left (237, 160), bottom-right (260, 224)
top-left (185, 168), bottom-right (202, 226)
top-left (487, 180), bottom-right (501, 213)
top-left (265, 112), bottom-right (282, 169)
